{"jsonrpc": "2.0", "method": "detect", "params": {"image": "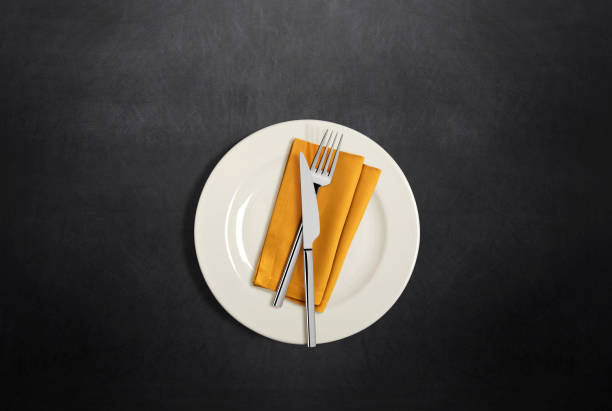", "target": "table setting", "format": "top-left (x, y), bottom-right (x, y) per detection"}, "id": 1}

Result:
top-left (5, 0), bottom-right (611, 406)
top-left (194, 119), bottom-right (420, 345)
